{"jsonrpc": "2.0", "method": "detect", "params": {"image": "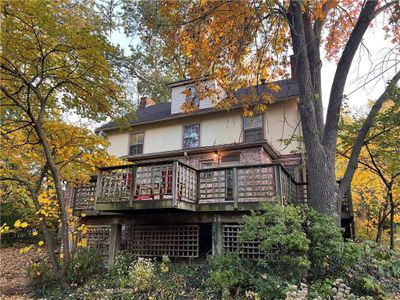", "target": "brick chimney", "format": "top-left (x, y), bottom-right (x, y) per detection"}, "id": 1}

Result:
top-left (290, 54), bottom-right (297, 80)
top-left (139, 96), bottom-right (156, 109)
